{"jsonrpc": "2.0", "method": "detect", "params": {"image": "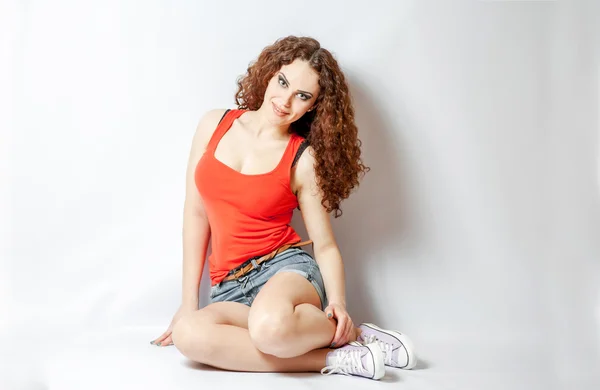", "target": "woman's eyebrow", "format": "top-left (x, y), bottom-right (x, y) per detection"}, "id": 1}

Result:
top-left (280, 72), bottom-right (314, 96)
